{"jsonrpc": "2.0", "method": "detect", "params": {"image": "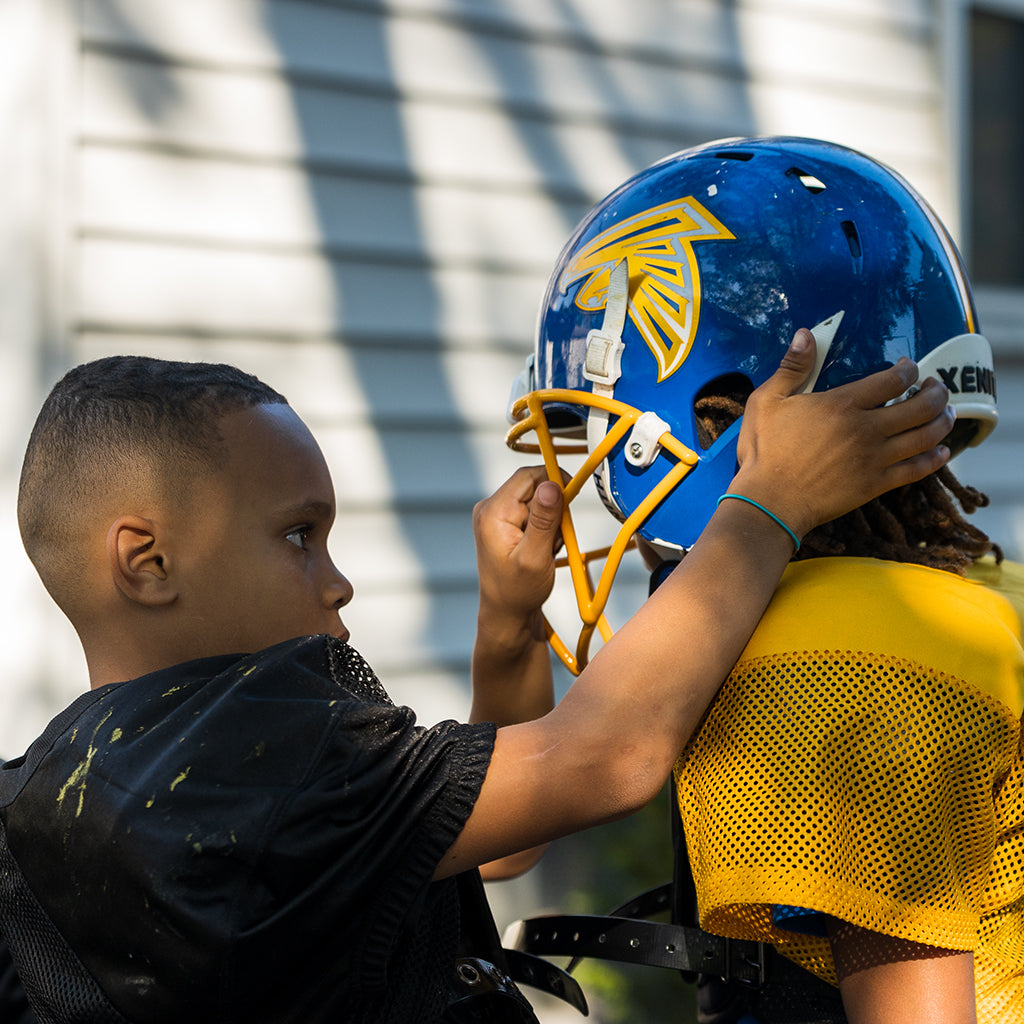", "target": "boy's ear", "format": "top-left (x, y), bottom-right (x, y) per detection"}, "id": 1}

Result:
top-left (107, 516), bottom-right (178, 607)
